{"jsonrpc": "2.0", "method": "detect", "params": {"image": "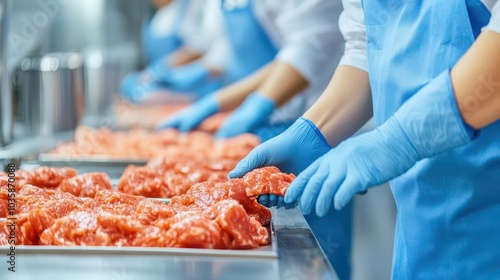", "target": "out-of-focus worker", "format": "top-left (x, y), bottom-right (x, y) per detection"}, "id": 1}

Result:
top-left (121, 0), bottom-right (226, 102)
top-left (143, 0), bottom-right (203, 64)
top-left (159, 0), bottom-right (352, 279)
top-left (230, 0), bottom-right (500, 279)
